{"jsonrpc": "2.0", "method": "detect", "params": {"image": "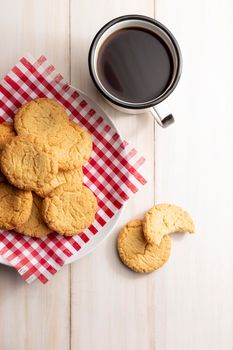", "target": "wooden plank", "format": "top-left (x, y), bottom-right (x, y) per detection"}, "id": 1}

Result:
top-left (154, 0), bottom-right (233, 349)
top-left (0, 0), bottom-right (70, 80)
top-left (0, 265), bottom-right (70, 350)
top-left (70, 1), bottom-right (156, 349)
top-left (0, 1), bottom-right (70, 350)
